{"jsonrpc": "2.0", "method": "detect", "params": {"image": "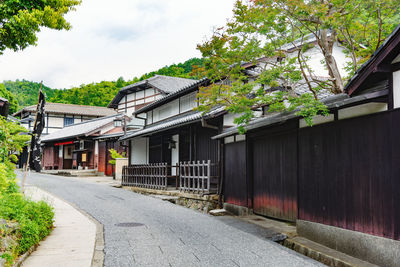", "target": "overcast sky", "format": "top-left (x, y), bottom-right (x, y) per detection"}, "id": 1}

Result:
top-left (0, 0), bottom-right (236, 89)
